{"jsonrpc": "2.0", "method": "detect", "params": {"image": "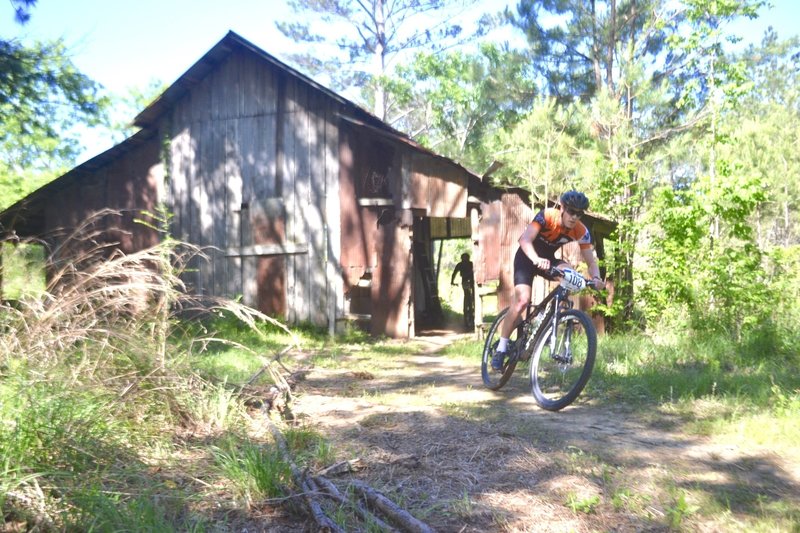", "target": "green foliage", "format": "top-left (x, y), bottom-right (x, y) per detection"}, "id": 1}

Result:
top-left (212, 437), bottom-right (292, 501)
top-left (0, 384), bottom-right (128, 474)
top-left (389, 43), bottom-right (535, 167)
top-left (0, 219), bottom-right (301, 530)
top-left (565, 493), bottom-right (600, 514)
top-left (0, 4), bottom-right (108, 207)
top-left (8, 0), bottom-right (37, 24)
top-left (642, 89), bottom-right (777, 338)
top-left (666, 489), bottom-right (699, 530)
top-left (505, 0), bottom-right (776, 333)
top-left (0, 242), bottom-right (46, 299)
top-left (492, 96), bottom-right (592, 192)
top-left (670, 0), bottom-right (767, 110)
top-left (105, 78), bottom-right (166, 144)
top-left (701, 242), bottom-right (770, 337)
top-left (640, 186), bottom-right (704, 319)
top-left (276, 0), bottom-right (486, 118)
top-left (0, 379), bottom-right (192, 529)
top-left (509, 0), bottom-right (646, 97)
top-left (0, 39), bottom-right (109, 174)
top-left (641, 171), bottom-right (775, 339)
top-left (726, 31), bottom-right (800, 246)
